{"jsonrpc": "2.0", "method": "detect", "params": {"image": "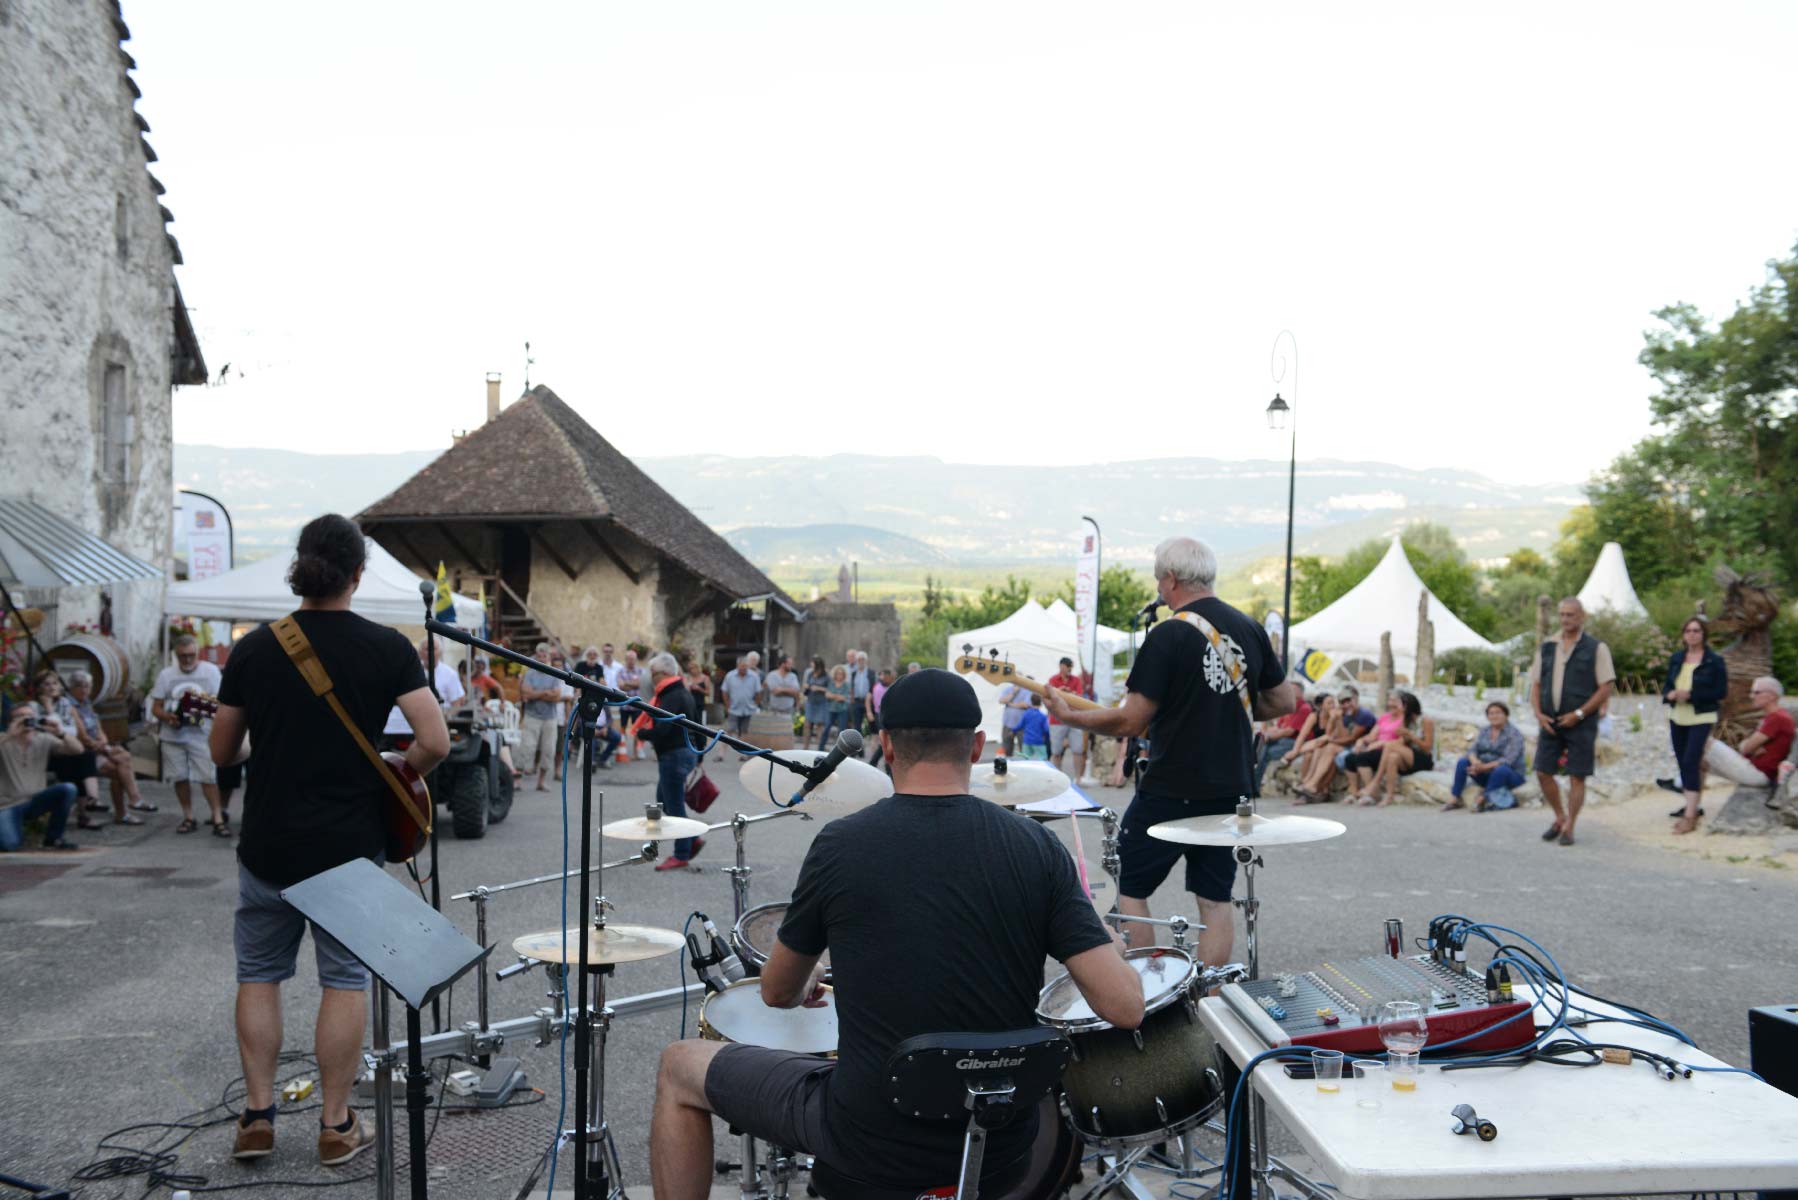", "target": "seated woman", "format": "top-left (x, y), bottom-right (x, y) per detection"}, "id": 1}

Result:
top-left (1443, 701), bottom-right (1527, 812)
top-left (1340, 690), bottom-right (1434, 807)
top-left (34, 673), bottom-right (104, 832)
top-left (1294, 689), bottom-right (1369, 802)
top-left (1272, 693), bottom-right (1335, 793)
